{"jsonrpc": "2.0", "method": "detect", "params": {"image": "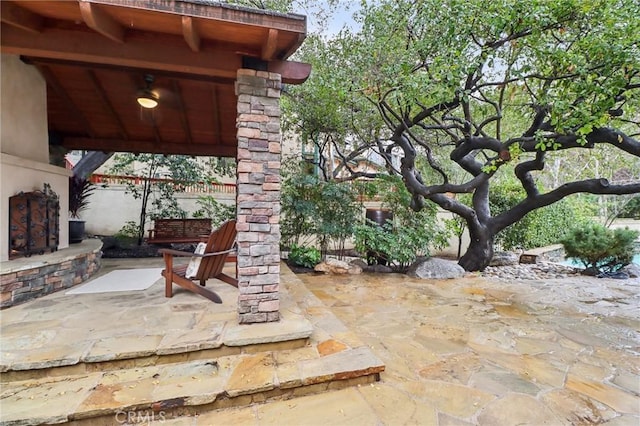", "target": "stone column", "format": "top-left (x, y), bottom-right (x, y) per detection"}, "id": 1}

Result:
top-left (235, 69), bottom-right (282, 324)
